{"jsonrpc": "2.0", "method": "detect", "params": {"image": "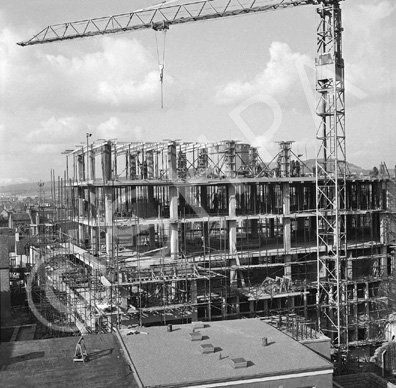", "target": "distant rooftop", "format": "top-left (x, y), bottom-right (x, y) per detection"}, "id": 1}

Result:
top-left (120, 318), bottom-right (333, 387)
top-left (0, 333), bottom-right (137, 388)
top-left (10, 212), bottom-right (31, 221)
